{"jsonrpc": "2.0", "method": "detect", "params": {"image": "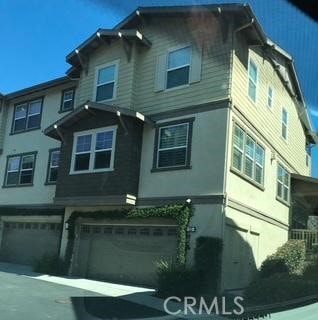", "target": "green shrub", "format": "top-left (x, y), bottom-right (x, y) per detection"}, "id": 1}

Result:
top-left (33, 254), bottom-right (67, 276)
top-left (194, 237), bottom-right (223, 293)
top-left (245, 273), bottom-right (318, 305)
top-left (156, 260), bottom-right (200, 298)
top-left (260, 240), bottom-right (306, 277)
top-left (312, 243), bottom-right (318, 255)
top-left (259, 258), bottom-right (289, 278)
top-left (303, 257), bottom-right (318, 282)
